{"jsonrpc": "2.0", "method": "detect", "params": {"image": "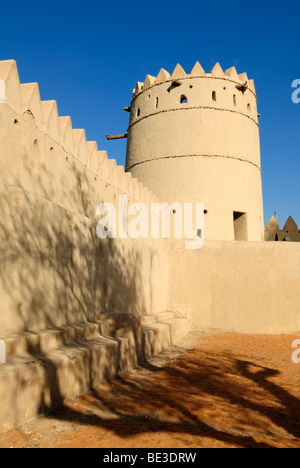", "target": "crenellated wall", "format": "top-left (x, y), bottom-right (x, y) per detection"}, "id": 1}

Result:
top-left (0, 60), bottom-right (159, 217)
top-left (0, 60), bottom-right (169, 337)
